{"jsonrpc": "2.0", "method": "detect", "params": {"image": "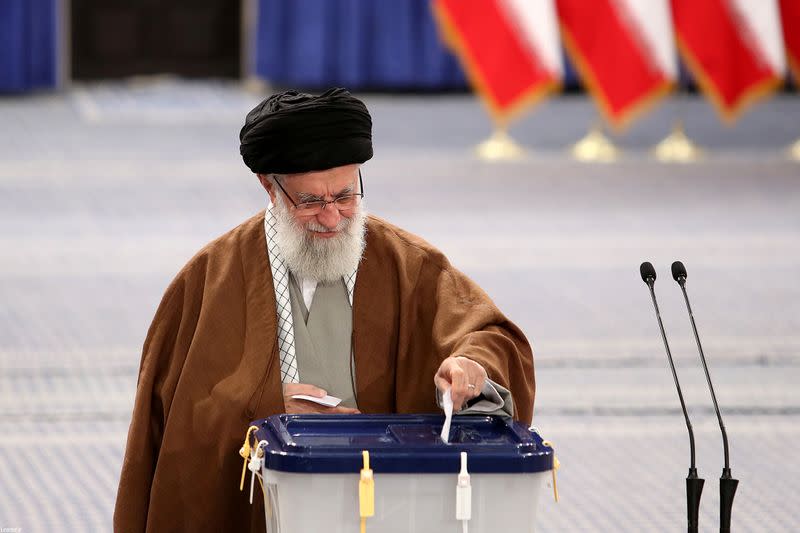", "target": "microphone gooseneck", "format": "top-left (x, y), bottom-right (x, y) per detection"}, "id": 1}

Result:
top-left (640, 262), bottom-right (704, 533)
top-left (640, 262), bottom-right (697, 470)
top-left (671, 261), bottom-right (738, 533)
top-left (671, 260), bottom-right (730, 470)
